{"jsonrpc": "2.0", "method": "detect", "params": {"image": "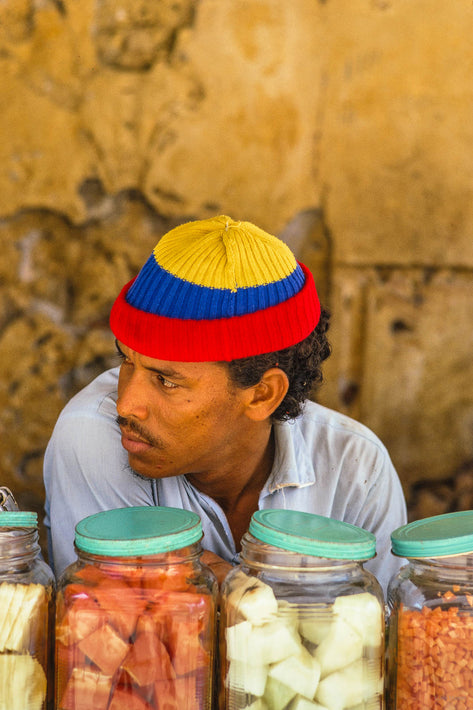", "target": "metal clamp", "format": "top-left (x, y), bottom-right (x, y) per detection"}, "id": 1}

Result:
top-left (0, 487), bottom-right (19, 511)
